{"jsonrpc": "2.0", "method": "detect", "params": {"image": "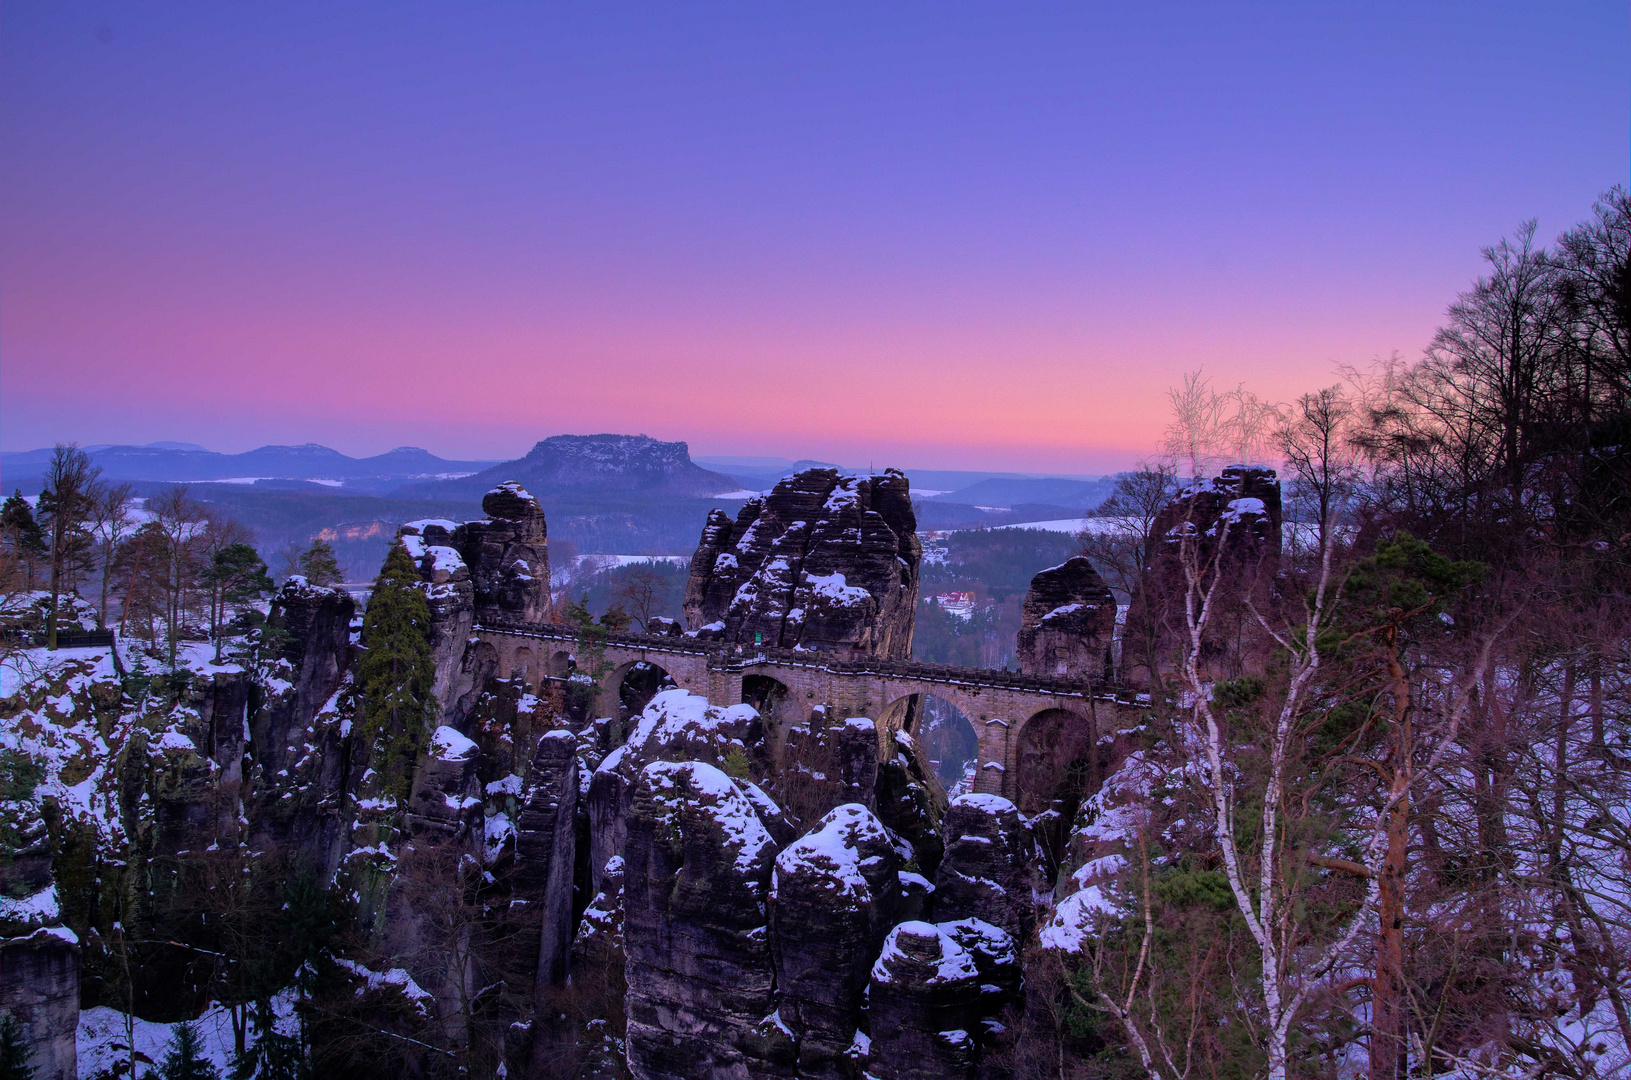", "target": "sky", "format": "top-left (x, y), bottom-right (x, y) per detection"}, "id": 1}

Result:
top-left (2, 2), bottom-right (1626, 473)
